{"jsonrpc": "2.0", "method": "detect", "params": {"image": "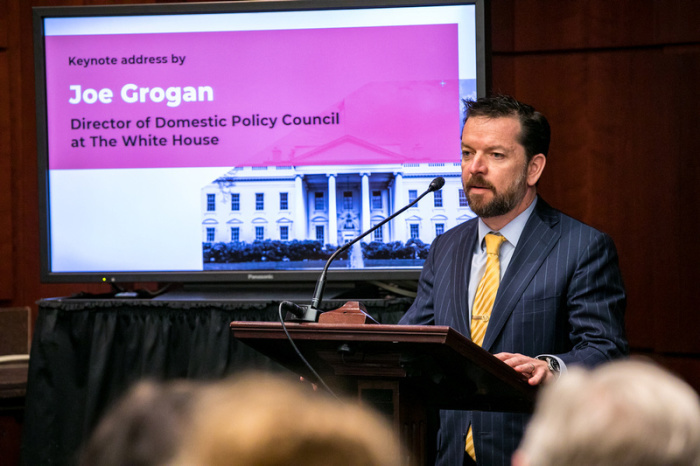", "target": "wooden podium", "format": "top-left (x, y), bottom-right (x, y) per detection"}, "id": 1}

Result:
top-left (231, 309), bottom-right (537, 465)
